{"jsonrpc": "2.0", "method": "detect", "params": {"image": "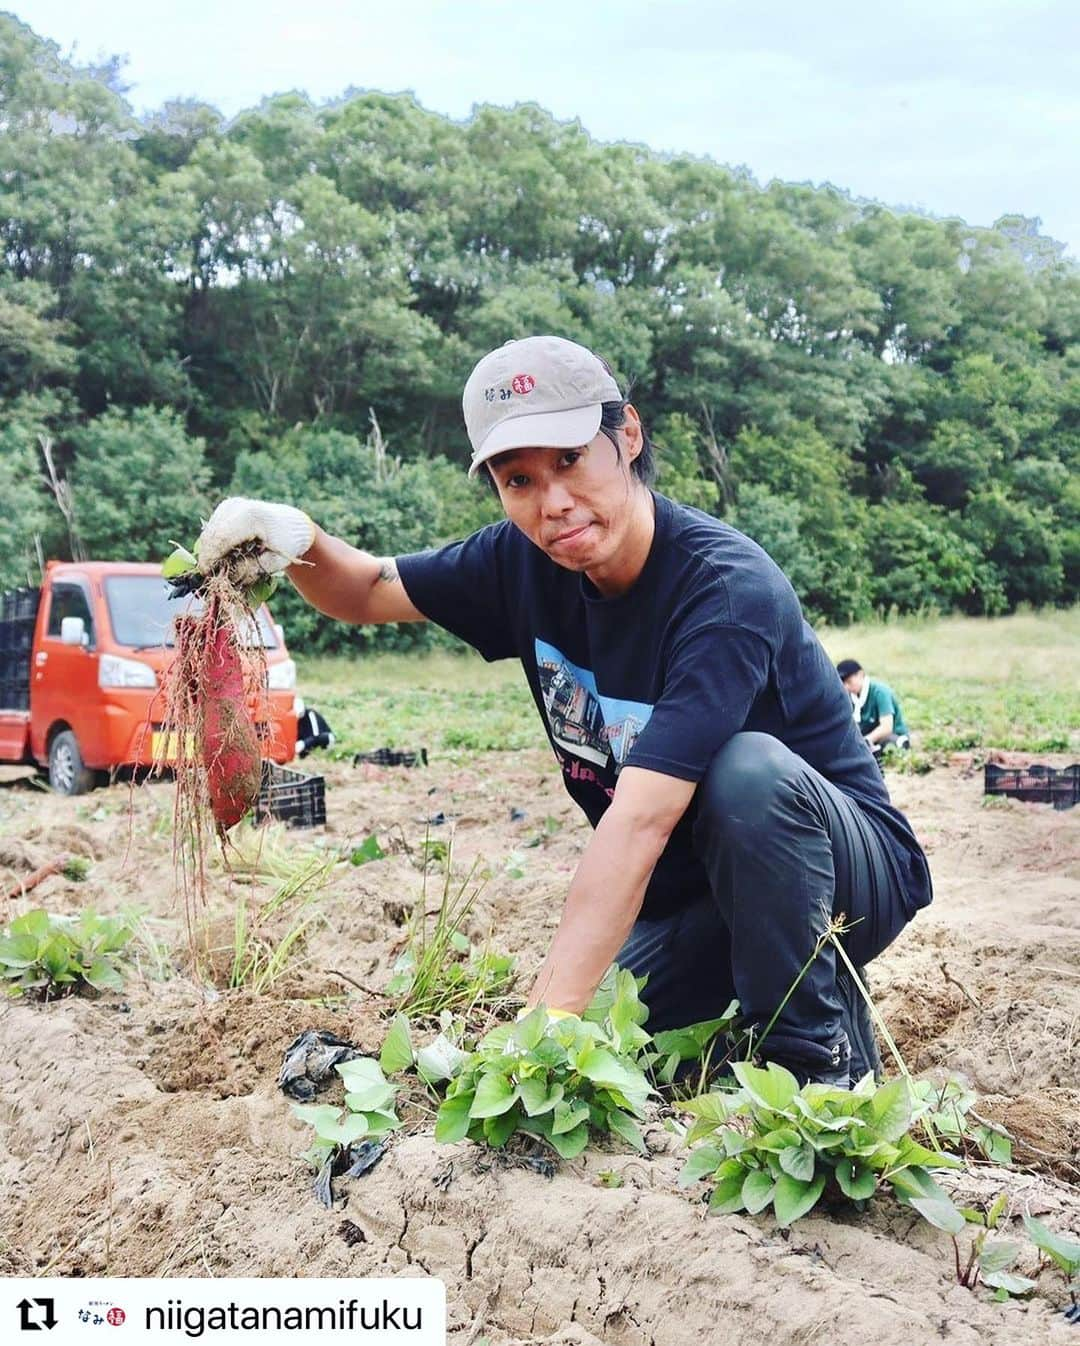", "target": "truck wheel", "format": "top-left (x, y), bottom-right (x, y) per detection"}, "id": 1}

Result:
top-left (48, 730), bottom-right (97, 796)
